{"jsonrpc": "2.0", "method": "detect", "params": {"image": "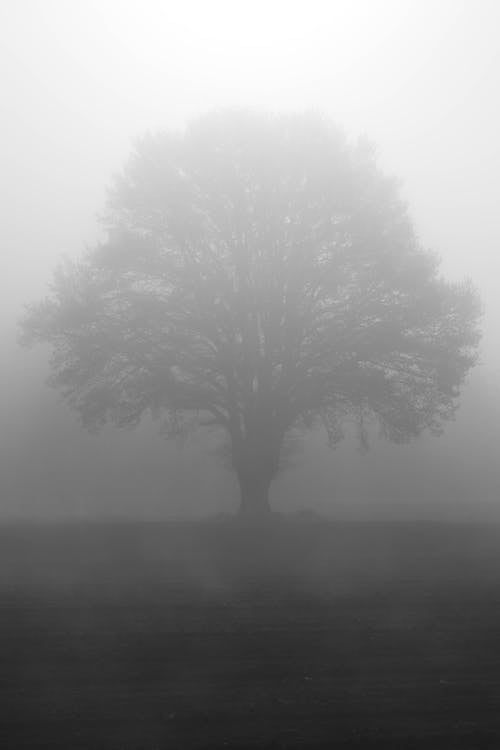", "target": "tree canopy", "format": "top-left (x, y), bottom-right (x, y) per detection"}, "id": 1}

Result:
top-left (21, 111), bottom-right (481, 514)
